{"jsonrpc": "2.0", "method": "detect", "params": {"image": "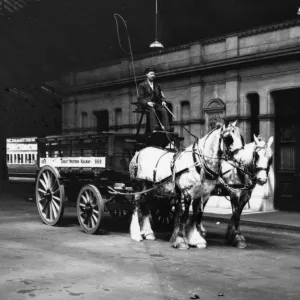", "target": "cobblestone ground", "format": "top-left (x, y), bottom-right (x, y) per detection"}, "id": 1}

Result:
top-left (1, 182), bottom-right (300, 300)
